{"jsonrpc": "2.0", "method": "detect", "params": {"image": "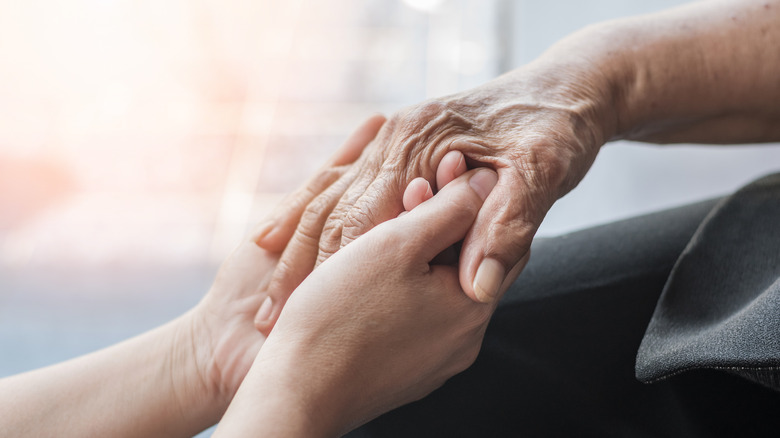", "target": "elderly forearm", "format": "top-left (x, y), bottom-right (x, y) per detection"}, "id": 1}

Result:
top-left (535, 0), bottom-right (780, 144)
top-left (250, 0), bottom-right (780, 317)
